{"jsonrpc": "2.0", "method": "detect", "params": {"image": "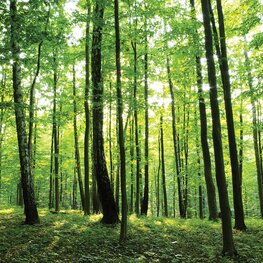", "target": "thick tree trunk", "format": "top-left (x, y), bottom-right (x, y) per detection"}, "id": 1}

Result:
top-left (92, 1), bottom-right (119, 224)
top-left (166, 57), bottom-right (185, 218)
top-left (84, 0), bottom-right (91, 216)
top-left (211, 0), bottom-right (246, 230)
top-left (190, 0), bottom-right (218, 221)
top-left (73, 64), bottom-right (85, 210)
top-left (10, 0), bottom-right (39, 224)
top-left (114, 0), bottom-right (127, 240)
top-left (160, 115), bottom-right (168, 217)
top-left (200, 0), bottom-right (236, 256)
top-left (141, 21), bottom-right (149, 216)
